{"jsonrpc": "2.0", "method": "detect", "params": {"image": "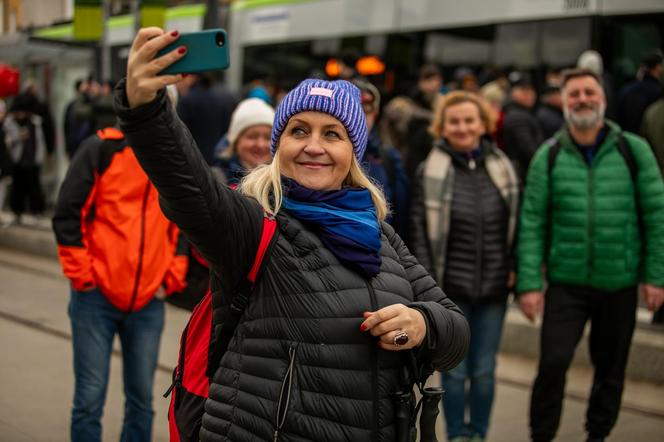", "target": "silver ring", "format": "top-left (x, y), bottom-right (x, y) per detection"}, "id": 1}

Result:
top-left (393, 330), bottom-right (409, 346)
